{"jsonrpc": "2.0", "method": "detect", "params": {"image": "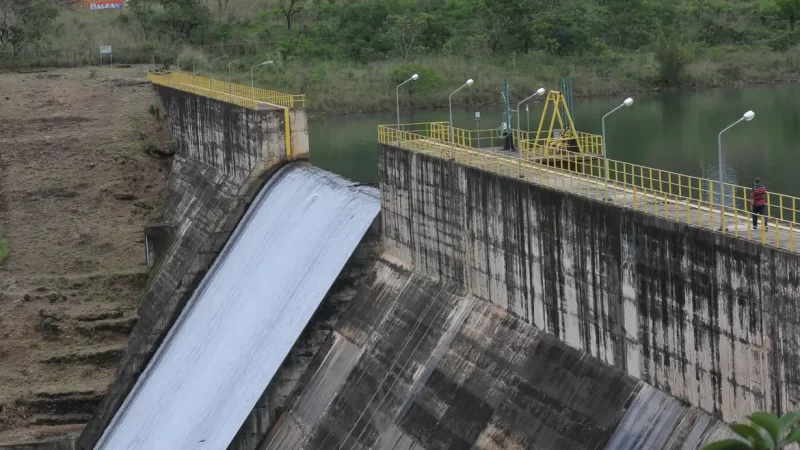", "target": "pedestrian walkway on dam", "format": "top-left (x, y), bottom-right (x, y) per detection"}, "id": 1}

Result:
top-left (378, 122), bottom-right (800, 254)
top-left (147, 71), bottom-right (306, 110)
